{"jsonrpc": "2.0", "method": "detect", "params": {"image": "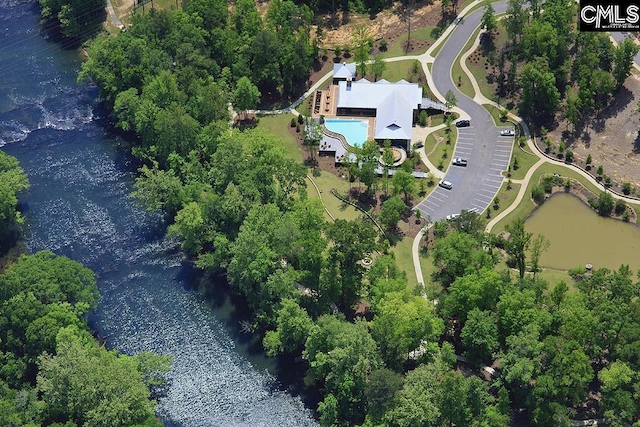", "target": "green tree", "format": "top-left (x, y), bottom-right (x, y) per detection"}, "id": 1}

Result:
top-left (263, 298), bottom-right (313, 355)
top-left (37, 326), bottom-right (166, 427)
top-left (0, 152), bottom-right (29, 245)
top-left (461, 308), bottom-right (499, 364)
top-left (598, 191), bottom-right (614, 216)
top-left (371, 292), bottom-right (444, 370)
top-left (356, 140), bottom-right (380, 194)
top-left (443, 268), bottom-right (503, 324)
top-left (598, 361), bottom-right (638, 426)
top-left (381, 140), bottom-right (394, 196)
top-left (518, 58), bottom-right (561, 119)
top-left (303, 117), bottom-right (323, 162)
top-left (326, 219), bottom-right (377, 309)
top-left (613, 38), bottom-right (640, 89)
top-left (504, 0), bottom-right (527, 44)
top-left (384, 363), bottom-right (443, 426)
top-left (39, 0), bottom-right (106, 40)
top-left (391, 170), bottom-right (416, 203)
top-left (233, 76), bottom-right (261, 120)
top-left (365, 368), bottom-right (403, 423)
top-left (380, 195), bottom-right (406, 231)
top-left (432, 231), bottom-right (495, 286)
top-left (444, 89), bottom-right (457, 110)
top-left (370, 54), bottom-right (387, 81)
top-left (529, 234), bottom-right (550, 278)
top-left (504, 217), bottom-right (533, 279)
top-left (481, 3), bottom-right (497, 34)
top-left (304, 316), bottom-right (382, 426)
